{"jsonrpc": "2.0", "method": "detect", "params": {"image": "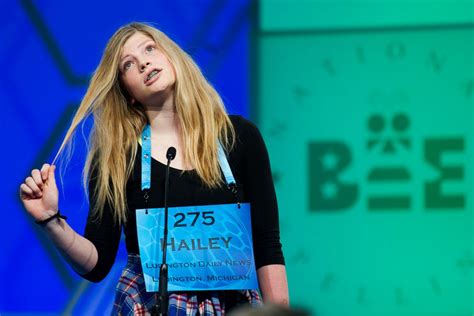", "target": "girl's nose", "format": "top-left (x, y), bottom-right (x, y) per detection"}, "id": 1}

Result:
top-left (140, 61), bottom-right (151, 71)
